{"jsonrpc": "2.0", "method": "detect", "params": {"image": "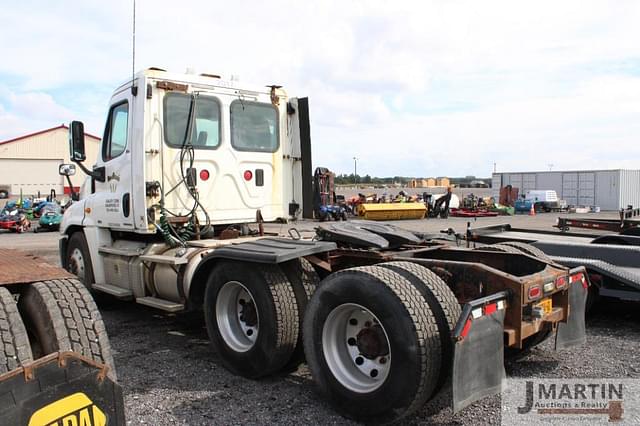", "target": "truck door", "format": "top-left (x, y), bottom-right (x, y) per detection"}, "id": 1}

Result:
top-left (88, 90), bottom-right (134, 230)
